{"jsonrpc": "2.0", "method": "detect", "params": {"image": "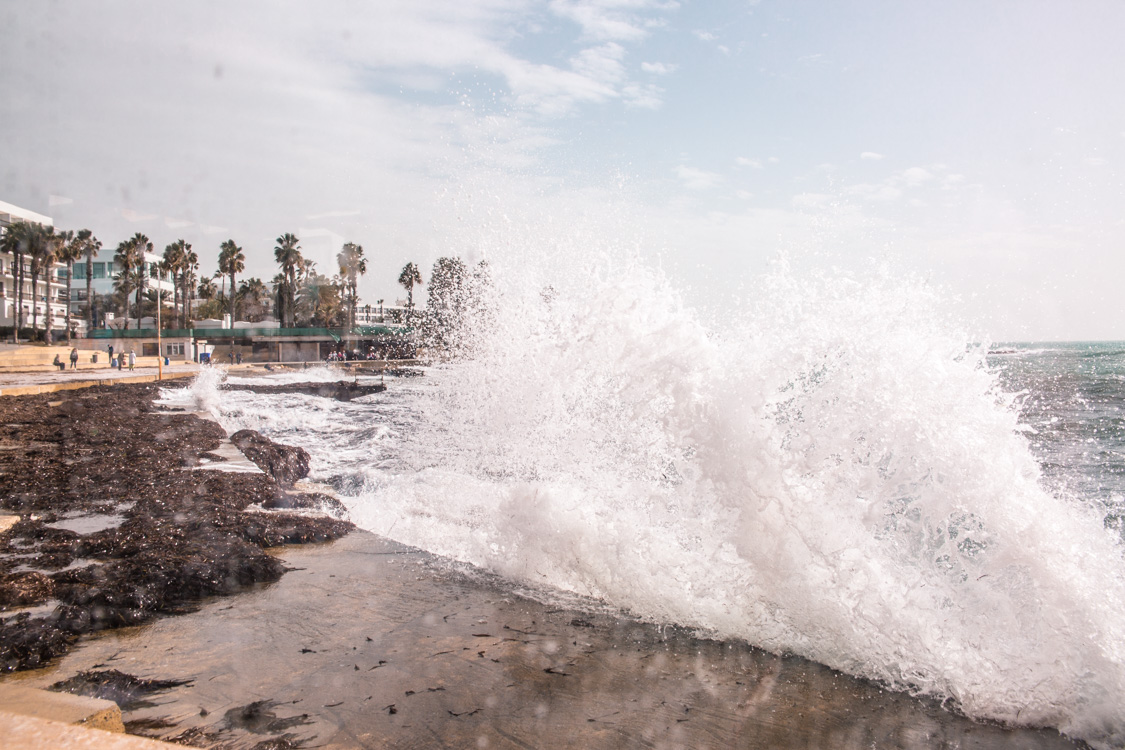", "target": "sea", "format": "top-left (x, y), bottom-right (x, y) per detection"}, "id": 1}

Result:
top-left (163, 259), bottom-right (1125, 749)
